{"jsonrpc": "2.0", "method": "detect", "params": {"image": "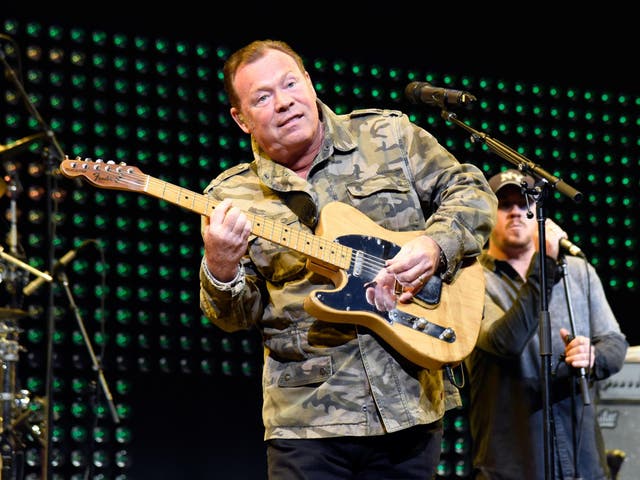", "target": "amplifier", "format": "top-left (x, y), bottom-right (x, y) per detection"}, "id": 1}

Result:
top-left (597, 345), bottom-right (640, 480)
top-left (598, 346), bottom-right (640, 401)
